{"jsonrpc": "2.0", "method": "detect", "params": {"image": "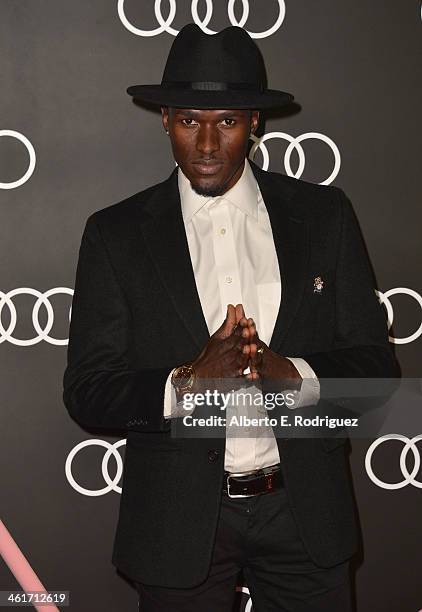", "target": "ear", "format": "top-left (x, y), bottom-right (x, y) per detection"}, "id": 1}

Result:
top-left (161, 105), bottom-right (169, 132)
top-left (250, 110), bottom-right (260, 135)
